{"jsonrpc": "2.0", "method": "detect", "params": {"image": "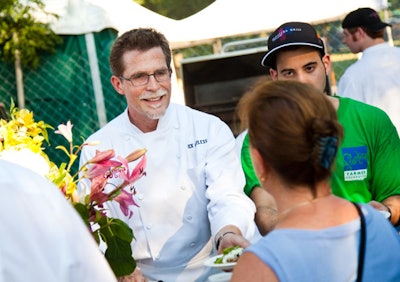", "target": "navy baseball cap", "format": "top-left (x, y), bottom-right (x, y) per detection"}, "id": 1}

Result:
top-left (261, 22), bottom-right (325, 67)
top-left (342, 7), bottom-right (391, 30)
